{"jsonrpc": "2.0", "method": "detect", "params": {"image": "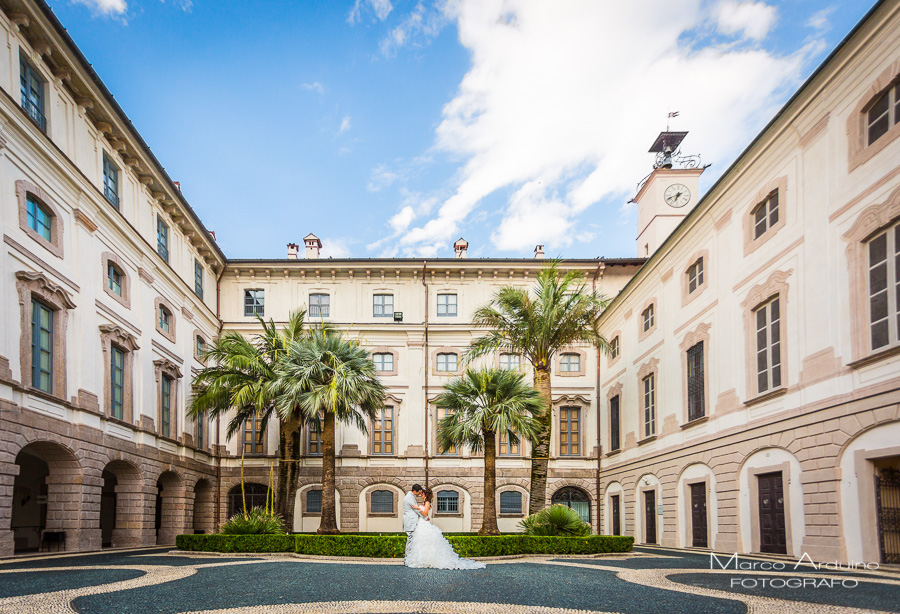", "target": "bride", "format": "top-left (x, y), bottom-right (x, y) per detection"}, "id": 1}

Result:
top-left (405, 489), bottom-right (486, 569)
